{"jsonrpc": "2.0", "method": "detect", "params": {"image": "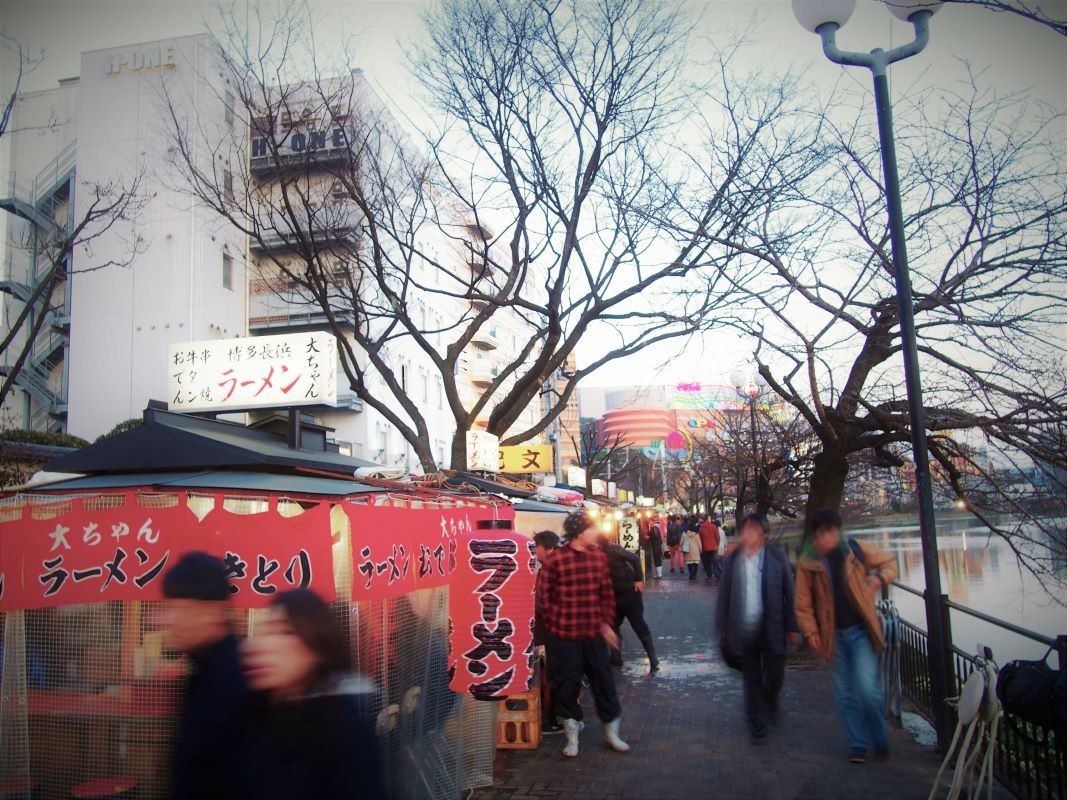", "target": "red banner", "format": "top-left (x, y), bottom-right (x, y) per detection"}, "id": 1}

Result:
top-left (0, 496), bottom-right (193, 611)
top-left (198, 499), bottom-right (335, 607)
top-left (0, 495), bottom-right (335, 610)
top-left (448, 526), bottom-right (536, 701)
top-left (344, 504), bottom-right (508, 600)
